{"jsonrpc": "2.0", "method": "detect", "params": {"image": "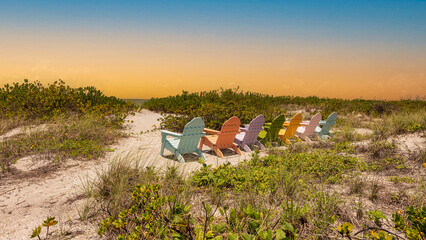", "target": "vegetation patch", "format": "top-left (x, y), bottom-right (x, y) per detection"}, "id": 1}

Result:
top-left (0, 80), bottom-right (136, 172)
top-left (0, 116), bottom-right (124, 171)
top-left (373, 109), bottom-right (426, 140)
top-left (89, 150), bottom-right (425, 240)
top-left (191, 150), bottom-right (361, 190)
top-left (143, 88), bottom-right (425, 132)
top-left (0, 79), bottom-right (135, 126)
